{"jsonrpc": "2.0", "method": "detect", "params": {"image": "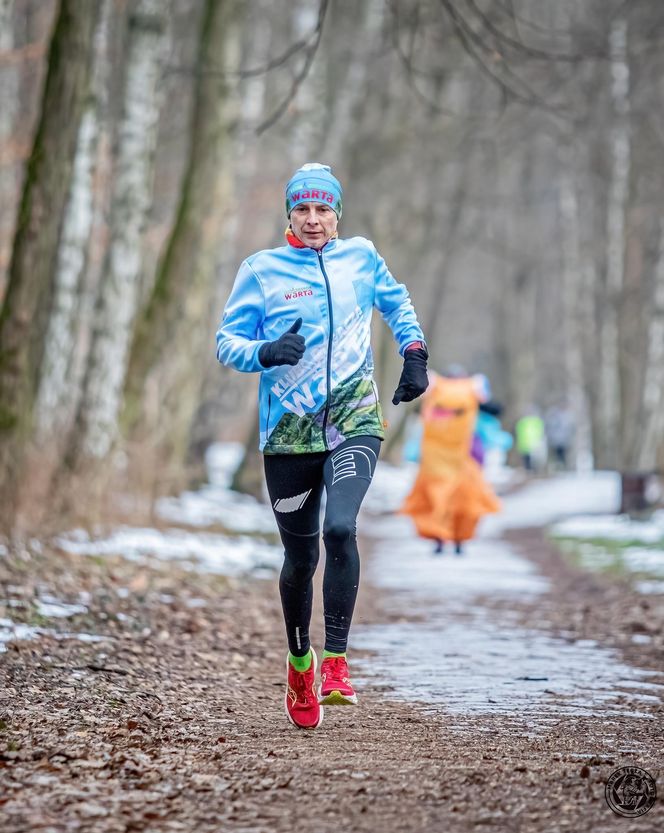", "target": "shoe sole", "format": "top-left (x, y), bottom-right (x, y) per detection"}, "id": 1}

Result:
top-left (318, 686), bottom-right (358, 706)
top-left (284, 650), bottom-right (324, 729)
